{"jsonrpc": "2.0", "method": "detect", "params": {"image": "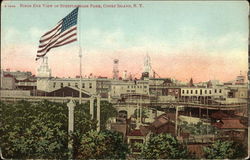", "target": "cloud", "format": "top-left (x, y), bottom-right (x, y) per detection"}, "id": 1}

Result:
top-left (1, 27), bottom-right (46, 46)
